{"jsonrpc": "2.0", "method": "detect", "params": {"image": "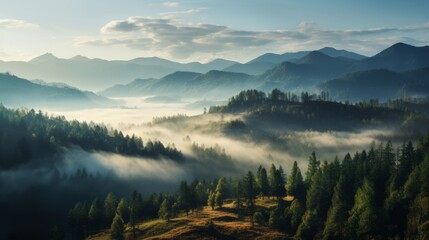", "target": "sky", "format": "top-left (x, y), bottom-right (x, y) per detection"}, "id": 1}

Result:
top-left (0, 0), bottom-right (429, 63)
